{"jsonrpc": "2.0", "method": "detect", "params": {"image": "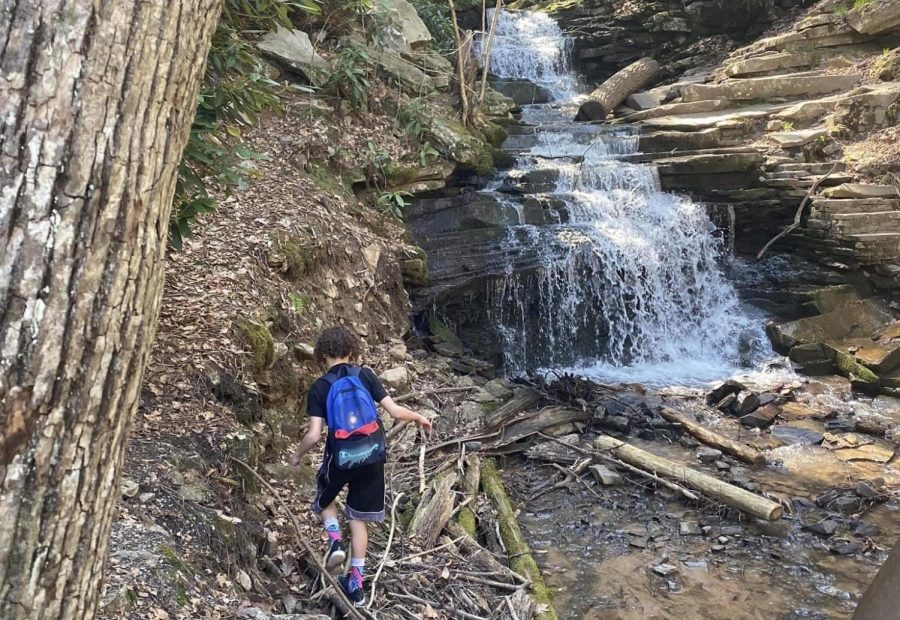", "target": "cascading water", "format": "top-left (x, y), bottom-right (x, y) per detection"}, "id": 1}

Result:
top-left (476, 10), bottom-right (767, 384)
